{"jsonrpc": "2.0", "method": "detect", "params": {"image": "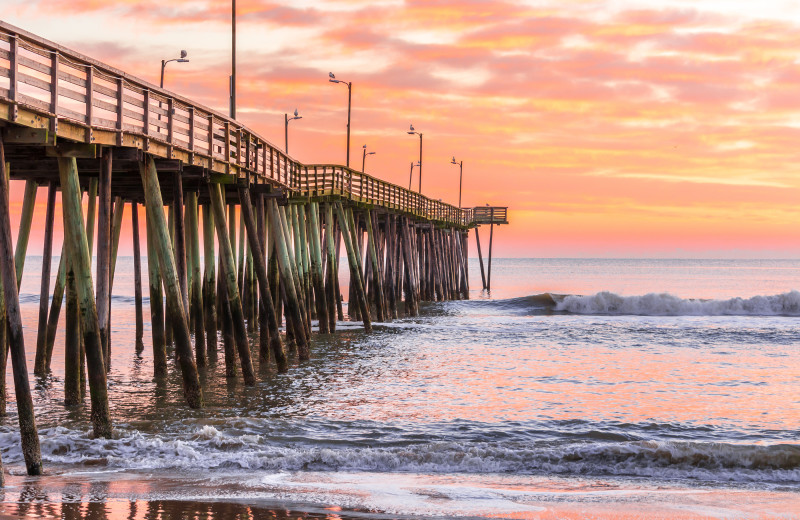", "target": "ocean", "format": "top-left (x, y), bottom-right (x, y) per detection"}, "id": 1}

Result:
top-left (0, 257), bottom-right (797, 519)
